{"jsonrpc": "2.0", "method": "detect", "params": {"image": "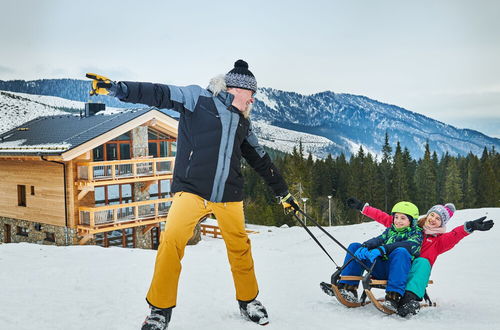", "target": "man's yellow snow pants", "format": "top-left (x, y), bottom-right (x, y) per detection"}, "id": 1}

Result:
top-left (146, 192), bottom-right (259, 309)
